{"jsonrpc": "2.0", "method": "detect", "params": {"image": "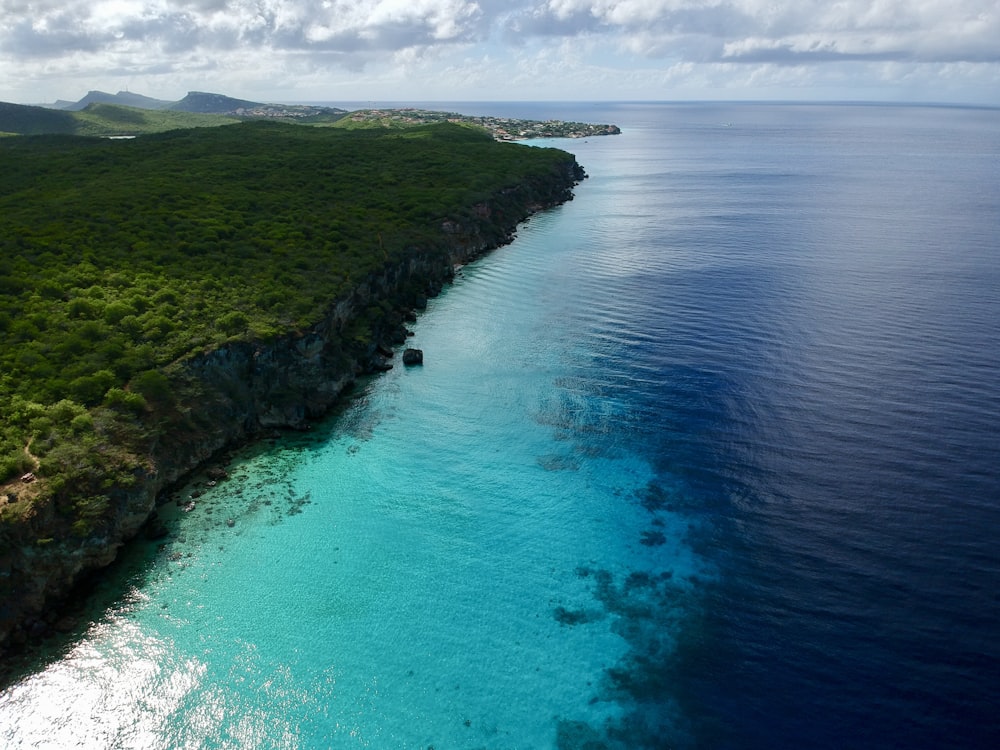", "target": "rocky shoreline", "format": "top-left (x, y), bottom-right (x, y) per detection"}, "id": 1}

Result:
top-left (0, 158), bottom-right (586, 659)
